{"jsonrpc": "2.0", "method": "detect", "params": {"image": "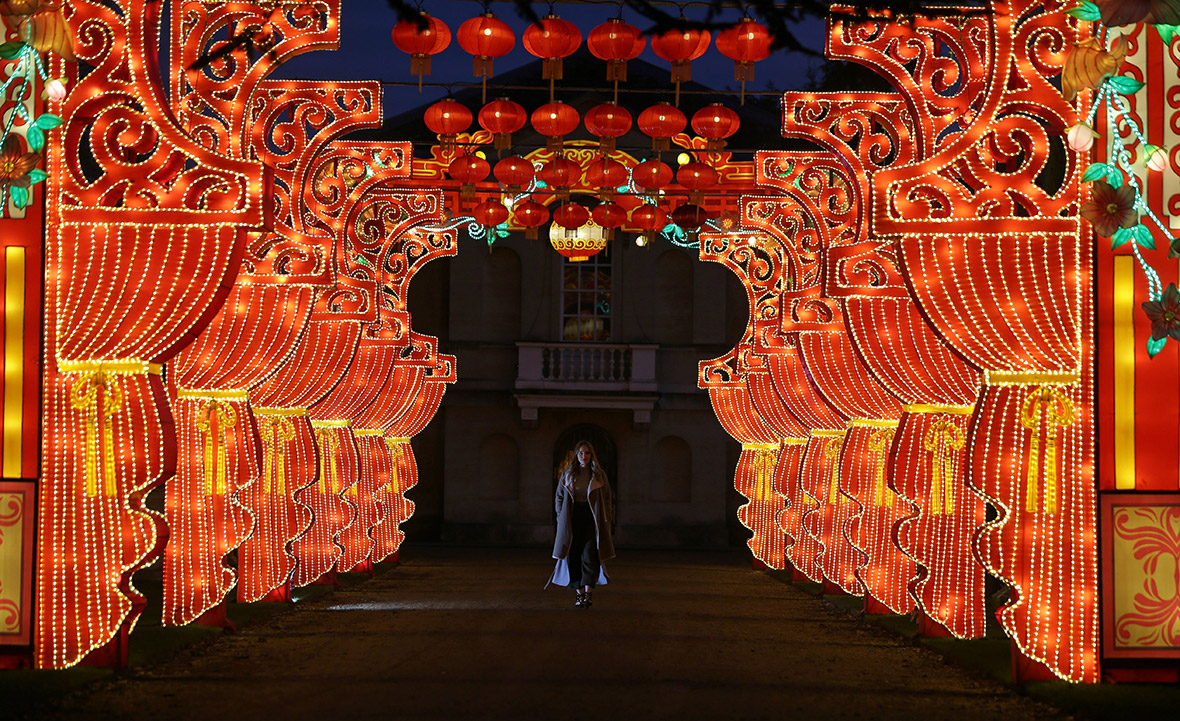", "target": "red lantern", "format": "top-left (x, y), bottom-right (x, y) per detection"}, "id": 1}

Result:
top-left (631, 204), bottom-right (669, 246)
top-left (523, 15), bottom-right (582, 84)
top-left (638, 104), bottom-right (687, 152)
top-left (716, 18), bottom-right (772, 103)
top-left (473, 198), bottom-right (509, 234)
top-left (677, 161), bottom-right (718, 204)
top-left (513, 199), bottom-right (549, 239)
top-left (531, 102), bottom-right (580, 152)
top-left (479, 98), bottom-right (527, 152)
top-left (587, 18), bottom-right (645, 82)
top-left (457, 13), bottom-right (515, 101)
top-left (632, 159), bottom-right (673, 194)
top-left (651, 26), bottom-right (711, 105)
top-left (424, 98), bottom-right (472, 155)
top-left (538, 154), bottom-right (582, 200)
top-left (448, 153), bottom-right (490, 199)
top-left (584, 157), bottom-right (628, 200)
top-left (691, 104), bottom-right (740, 151)
top-left (494, 156), bottom-right (535, 196)
top-left (592, 201), bottom-right (626, 240)
top-left (584, 102), bottom-right (632, 154)
top-left (672, 203), bottom-right (709, 232)
top-left (391, 13), bottom-right (451, 91)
